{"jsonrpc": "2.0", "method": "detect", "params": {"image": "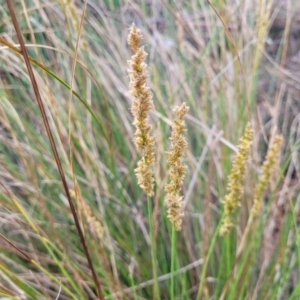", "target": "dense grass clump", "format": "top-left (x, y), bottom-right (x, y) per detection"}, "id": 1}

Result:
top-left (0, 0), bottom-right (300, 299)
